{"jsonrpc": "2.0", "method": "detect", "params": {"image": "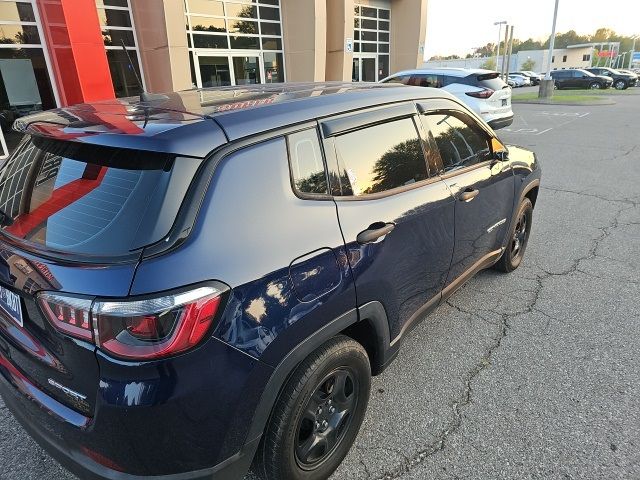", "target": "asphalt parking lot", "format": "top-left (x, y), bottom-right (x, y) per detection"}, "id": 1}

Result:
top-left (2, 94), bottom-right (640, 479)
